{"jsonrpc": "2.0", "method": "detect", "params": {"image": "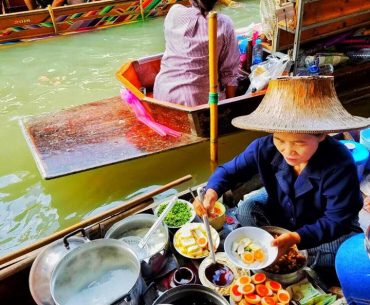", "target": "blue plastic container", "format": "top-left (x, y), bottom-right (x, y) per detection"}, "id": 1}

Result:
top-left (360, 128), bottom-right (370, 170)
top-left (340, 140), bottom-right (369, 180)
